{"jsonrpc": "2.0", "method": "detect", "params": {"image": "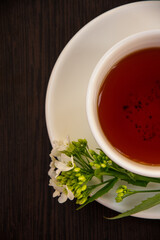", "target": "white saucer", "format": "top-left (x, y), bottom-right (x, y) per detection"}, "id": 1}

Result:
top-left (45, 1), bottom-right (160, 219)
